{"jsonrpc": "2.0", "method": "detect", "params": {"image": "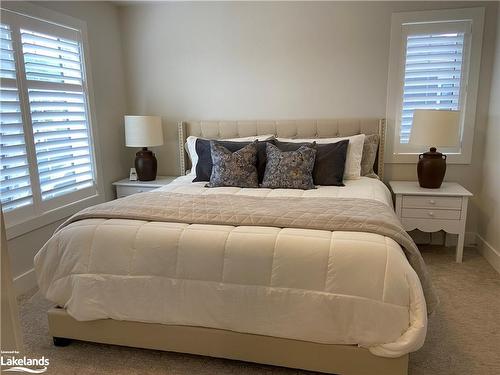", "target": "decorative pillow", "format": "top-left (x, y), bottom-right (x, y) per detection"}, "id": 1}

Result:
top-left (207, 141), bottom-right (259, 188)
top-left (277, 134), bottom-right (365, 180)
top-left (261, 143), bottom-right (316, 190)
top-left (275, 139), bottom-right (348, 186)
top-left (360, 134), bottom-right (379, 179)
top-left (185, 134), bottom-right (274, 176)
top-left (194, 138), bottom-right (274, 183)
